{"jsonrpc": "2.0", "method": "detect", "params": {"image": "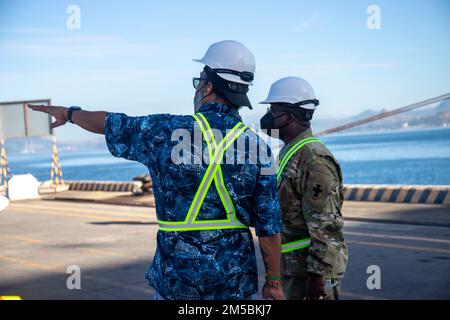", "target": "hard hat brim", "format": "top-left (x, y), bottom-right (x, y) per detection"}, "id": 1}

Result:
top-left (192, 58), bottom-right (206, 64)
